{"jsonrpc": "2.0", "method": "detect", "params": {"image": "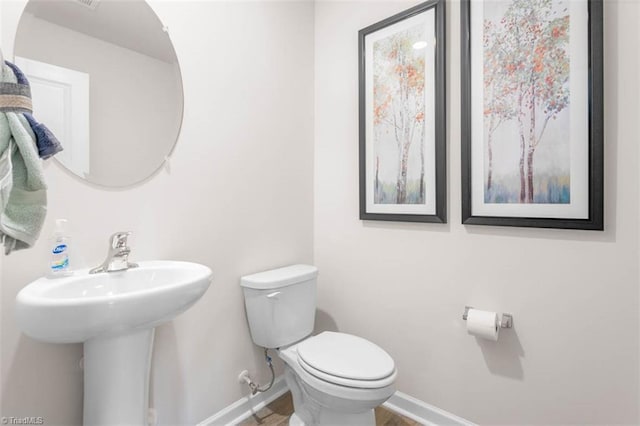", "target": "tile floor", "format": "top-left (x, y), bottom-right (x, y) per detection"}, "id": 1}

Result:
top-left (239, 392), bottom-right (422, 426)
